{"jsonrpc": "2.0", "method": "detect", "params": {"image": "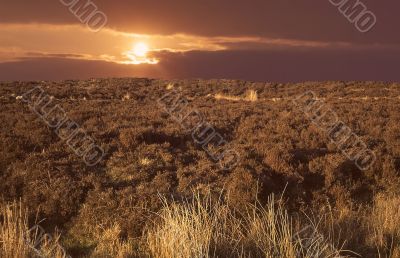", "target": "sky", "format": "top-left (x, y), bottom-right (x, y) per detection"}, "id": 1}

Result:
top-left (1, 0), bottom-right (399, 82)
